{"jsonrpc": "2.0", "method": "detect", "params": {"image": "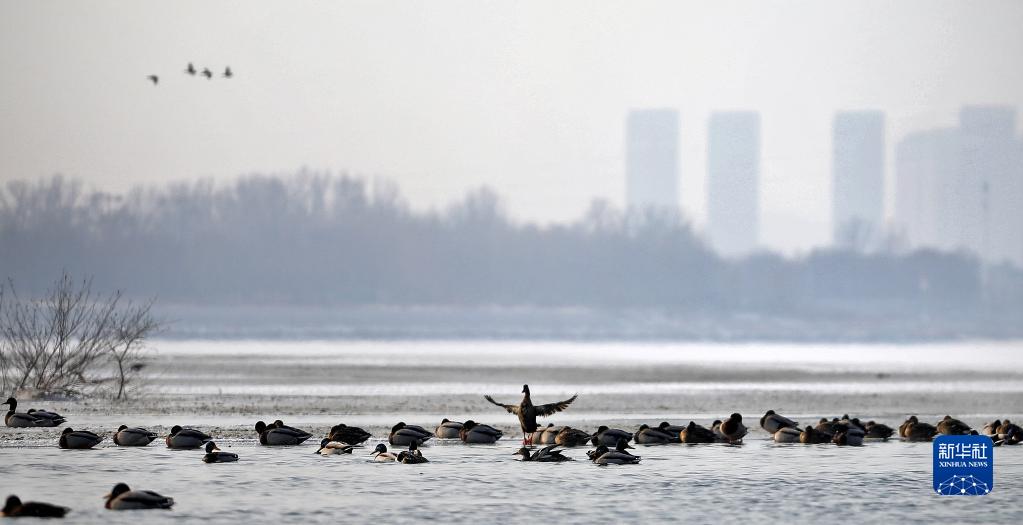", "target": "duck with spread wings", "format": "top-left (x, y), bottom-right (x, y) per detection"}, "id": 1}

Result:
top-left (484, 384), bottom-right (577, 445)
